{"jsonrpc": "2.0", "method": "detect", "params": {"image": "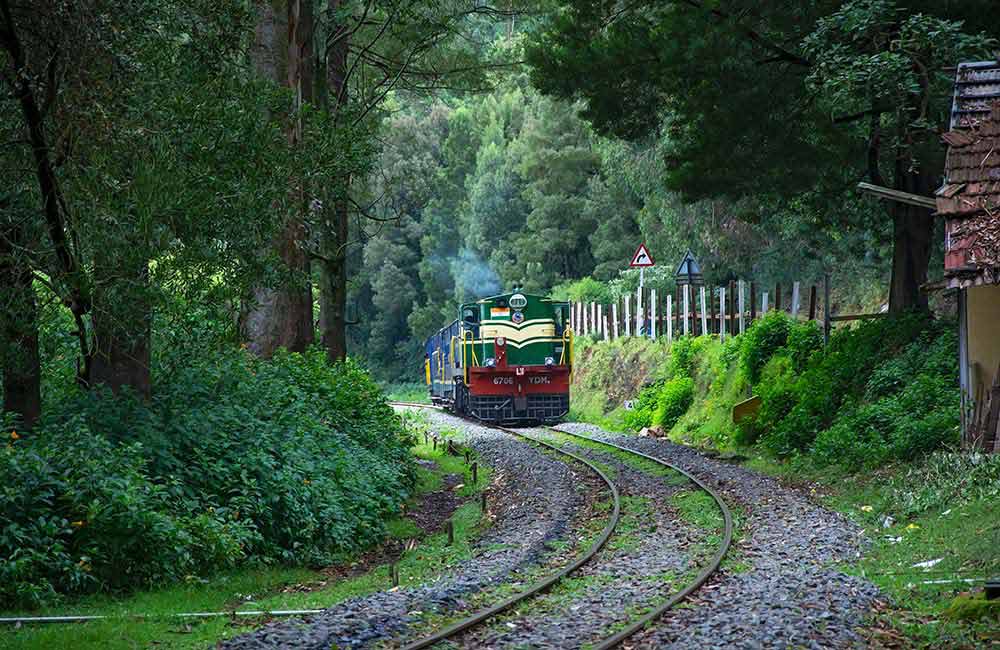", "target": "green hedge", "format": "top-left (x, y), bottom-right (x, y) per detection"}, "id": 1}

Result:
top-left (0, 349), bottom-right (414, 609)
